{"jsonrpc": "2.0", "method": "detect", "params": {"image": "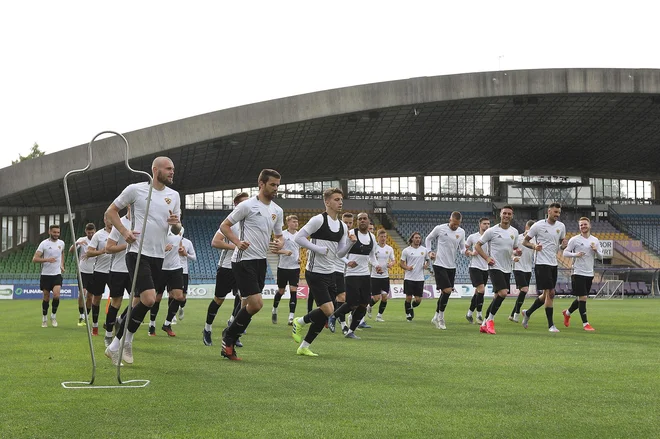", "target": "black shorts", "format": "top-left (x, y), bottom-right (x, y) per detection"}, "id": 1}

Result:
top-left (489, 269), bottom-right (511, 293)
top-left (306, 271), bottom-right (336, 306)
top-left (231, 259), bottom-right (266, 297)
top-left (371, 277), bottom-right (390, 295)
top-left (90, 271), bottom-right (109, 297)
top-left (125, 252), bottom-right (163, 296)
top-left (81, 272), bottom-right (94, 290)
top-left (334, 271), bottom-right (346, 295)
top-left (345, 275), bottom-right (372, 306)
top-left (182, 273), bottom-right (189, 295)
top-left (277, 268), bottom-right (300, 289)
top-left (571, 274), bottom-right (593, 296)
top-left (215, 267), bottom-right (238, 298)
top-left (404, 280), bottom-right (425, 297)
top-left (433, 266), bottom-right (456, 291)
top-left (469, 267), bottom-right (489, 287)
top-left (157, 268), bottom-right (184, 295)
top-left (535, 264), bottom-right (558, 291)
top-left (108, 271), bottom-right (131, 298)
top-left (40, 274), bottom-right (63, 292)
top-left (513, 270), bottom-right (532, 289)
